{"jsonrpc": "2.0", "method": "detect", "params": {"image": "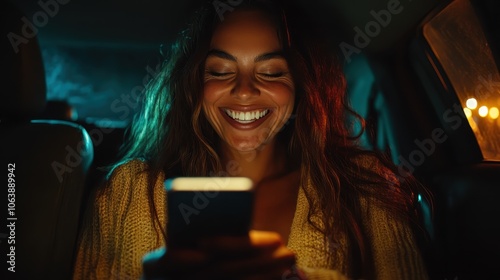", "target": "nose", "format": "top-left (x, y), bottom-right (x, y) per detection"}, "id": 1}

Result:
top-left (231, 74), bottom-right (260, 100)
